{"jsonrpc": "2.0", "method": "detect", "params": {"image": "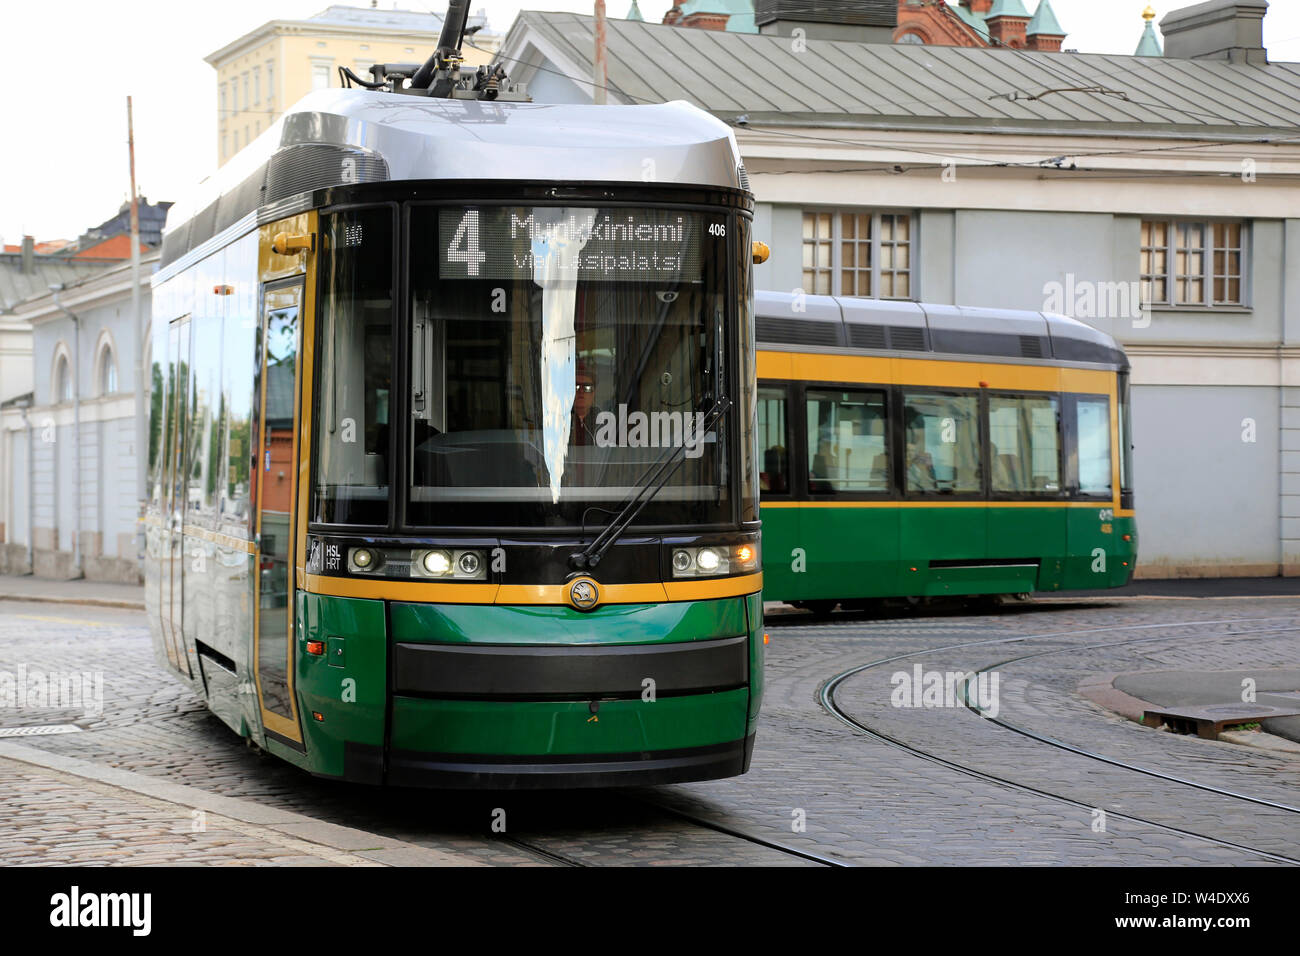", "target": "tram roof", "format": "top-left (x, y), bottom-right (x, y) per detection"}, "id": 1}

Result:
top-left (160, 91), bottom-right (746, 270)
top-left (755, 290), bottom-right (1128, 370)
